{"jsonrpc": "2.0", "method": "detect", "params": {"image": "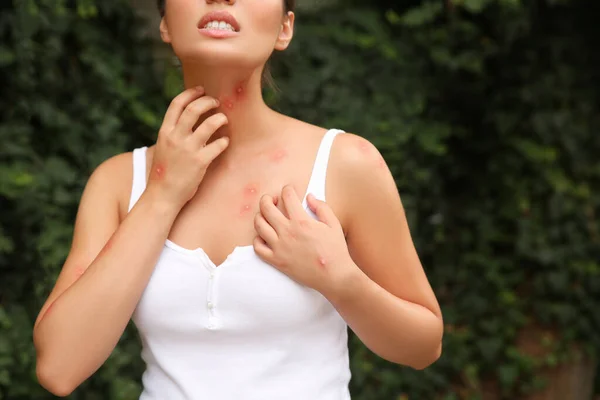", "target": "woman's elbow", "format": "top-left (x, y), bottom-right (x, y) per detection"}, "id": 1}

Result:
top-left (36, 358), bottom-right (77, 397)
top-left (410, 342), bottom-right (442, 370)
